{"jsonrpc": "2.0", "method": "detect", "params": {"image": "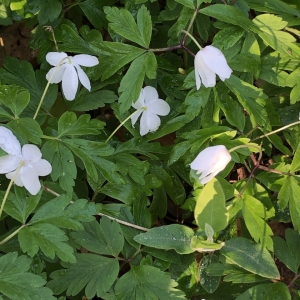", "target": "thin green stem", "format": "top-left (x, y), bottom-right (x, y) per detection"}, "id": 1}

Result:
top-left (178, 30), bottom-right (202, 50)
top-left (182, 8), bottom-right (199, 45)
top-left (251, 120), bottom-right (300, 142)
top-left (0, 164), bottom-right (23, 219)
top-left (0, 225), bottom-right (26, 246)
top-left (42, 135), bottom-right (58, 140)
top-left (33, 57), bottom-right (70, 120)
top-left (105, 109), bottom-right (142, 144)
